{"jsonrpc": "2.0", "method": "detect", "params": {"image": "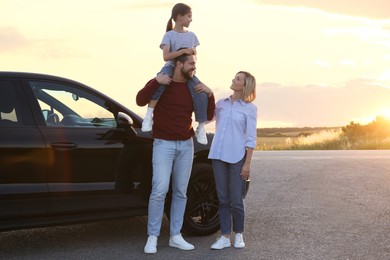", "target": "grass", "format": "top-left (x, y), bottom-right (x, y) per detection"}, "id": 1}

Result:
top-left (257, 136), bottom-right (288, 150)
top-left (255, 128), bottom-right (375, 150)
top-left (256, 117), bottom-right (390, 150)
